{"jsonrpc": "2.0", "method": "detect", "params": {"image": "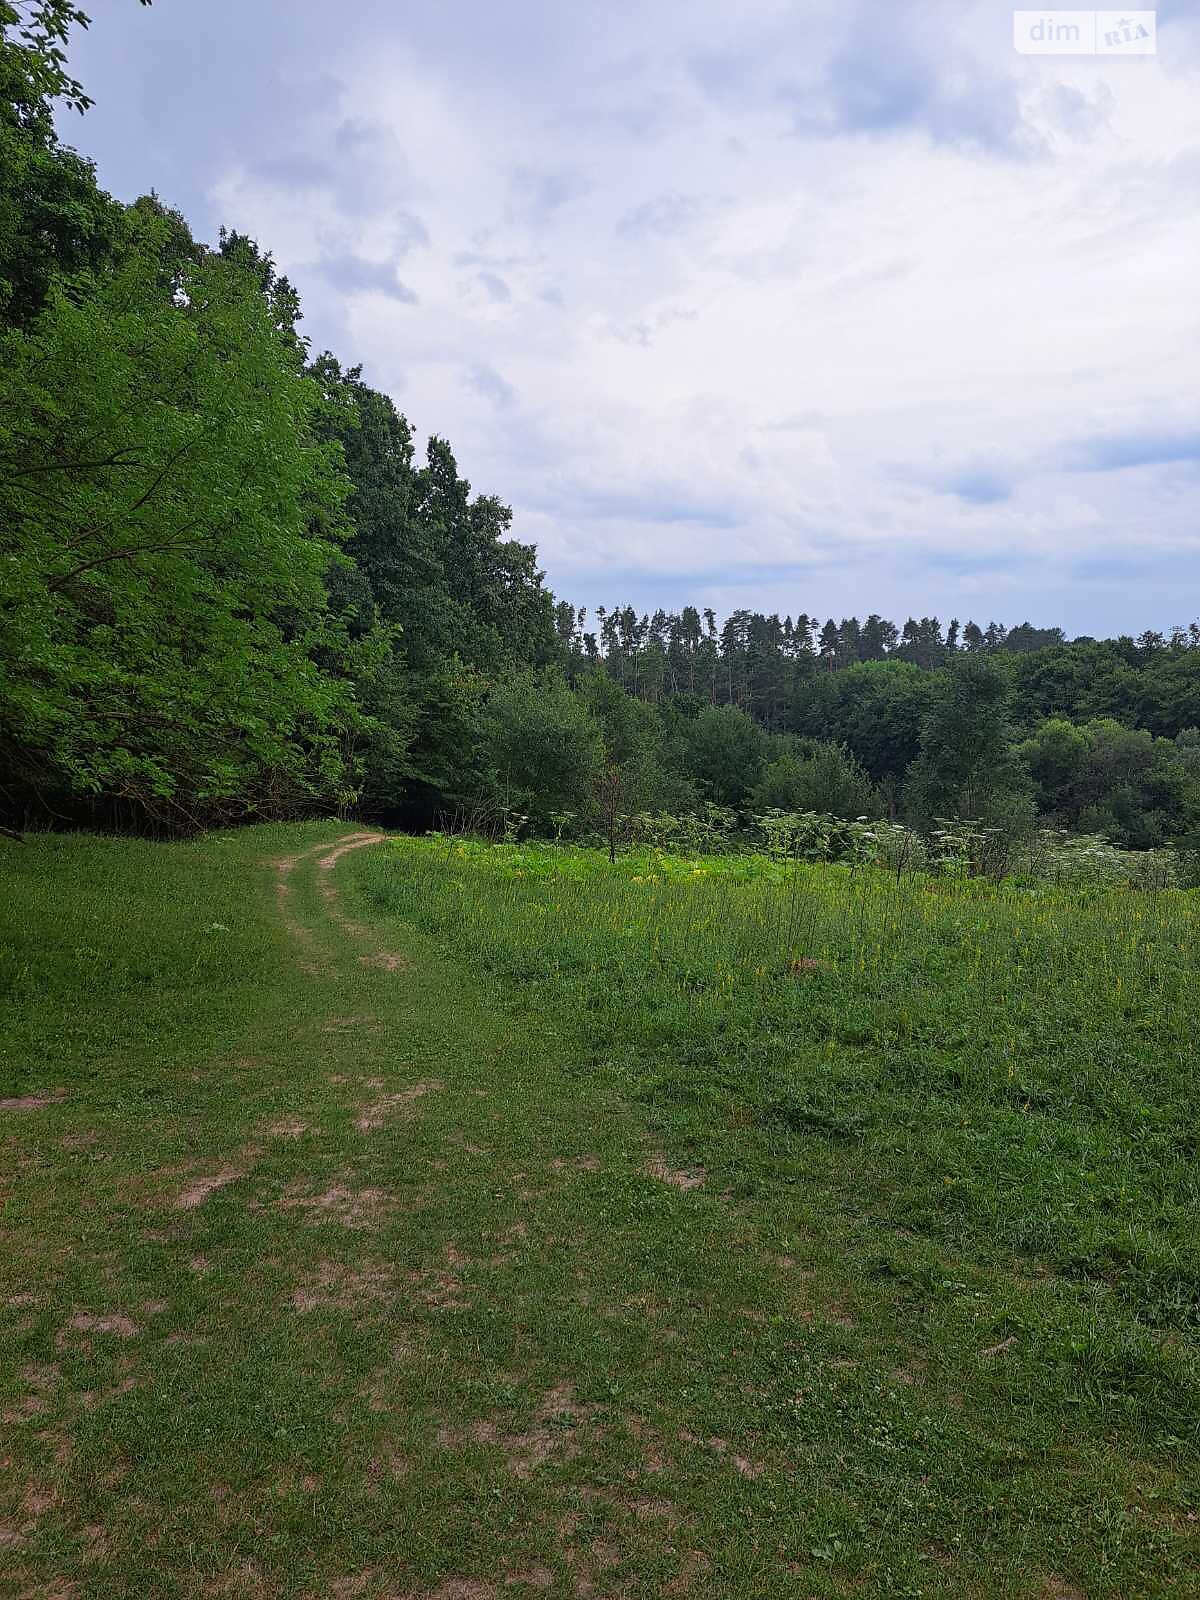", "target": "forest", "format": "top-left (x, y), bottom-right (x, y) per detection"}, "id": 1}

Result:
top-left (3, 1), bottom-right (1199, 861)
